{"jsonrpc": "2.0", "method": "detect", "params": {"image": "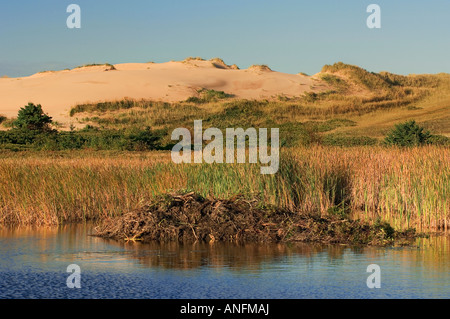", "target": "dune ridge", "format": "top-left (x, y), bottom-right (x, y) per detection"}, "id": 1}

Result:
top-left (0, 58), bottom-right (328, 125)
